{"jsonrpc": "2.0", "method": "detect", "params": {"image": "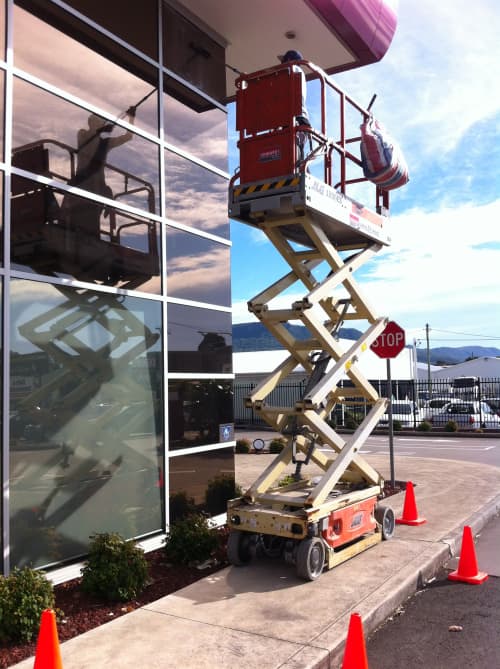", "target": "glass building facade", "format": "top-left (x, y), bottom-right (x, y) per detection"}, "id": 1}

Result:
top-left (1, 0), bottom-right (233, 573)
